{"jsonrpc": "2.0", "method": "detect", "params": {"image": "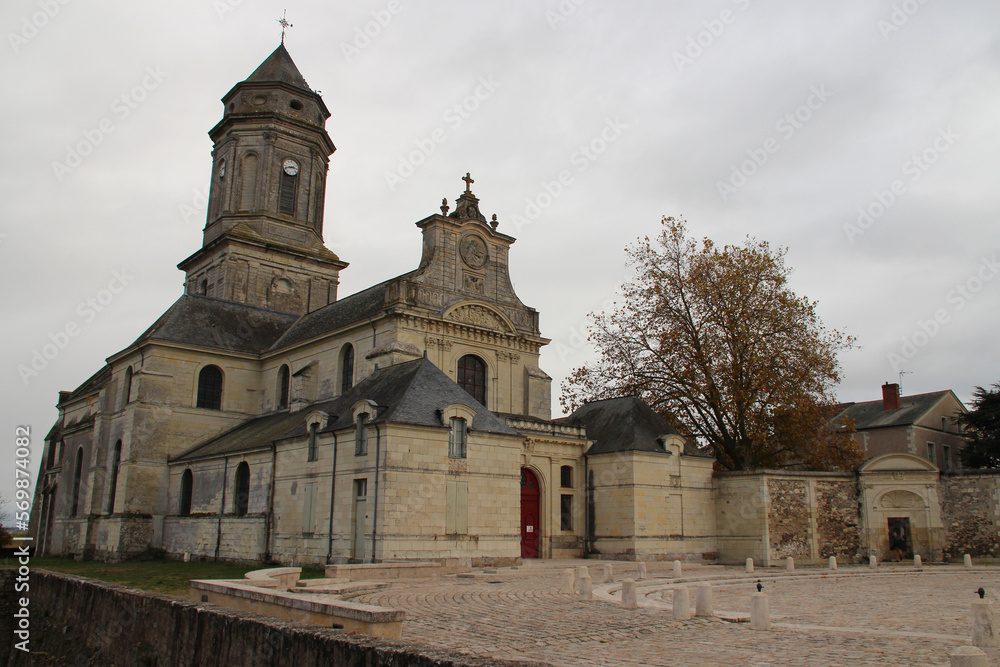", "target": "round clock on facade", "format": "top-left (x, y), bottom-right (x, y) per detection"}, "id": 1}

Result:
top-left (282, 159), bottom-right (299, 176)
